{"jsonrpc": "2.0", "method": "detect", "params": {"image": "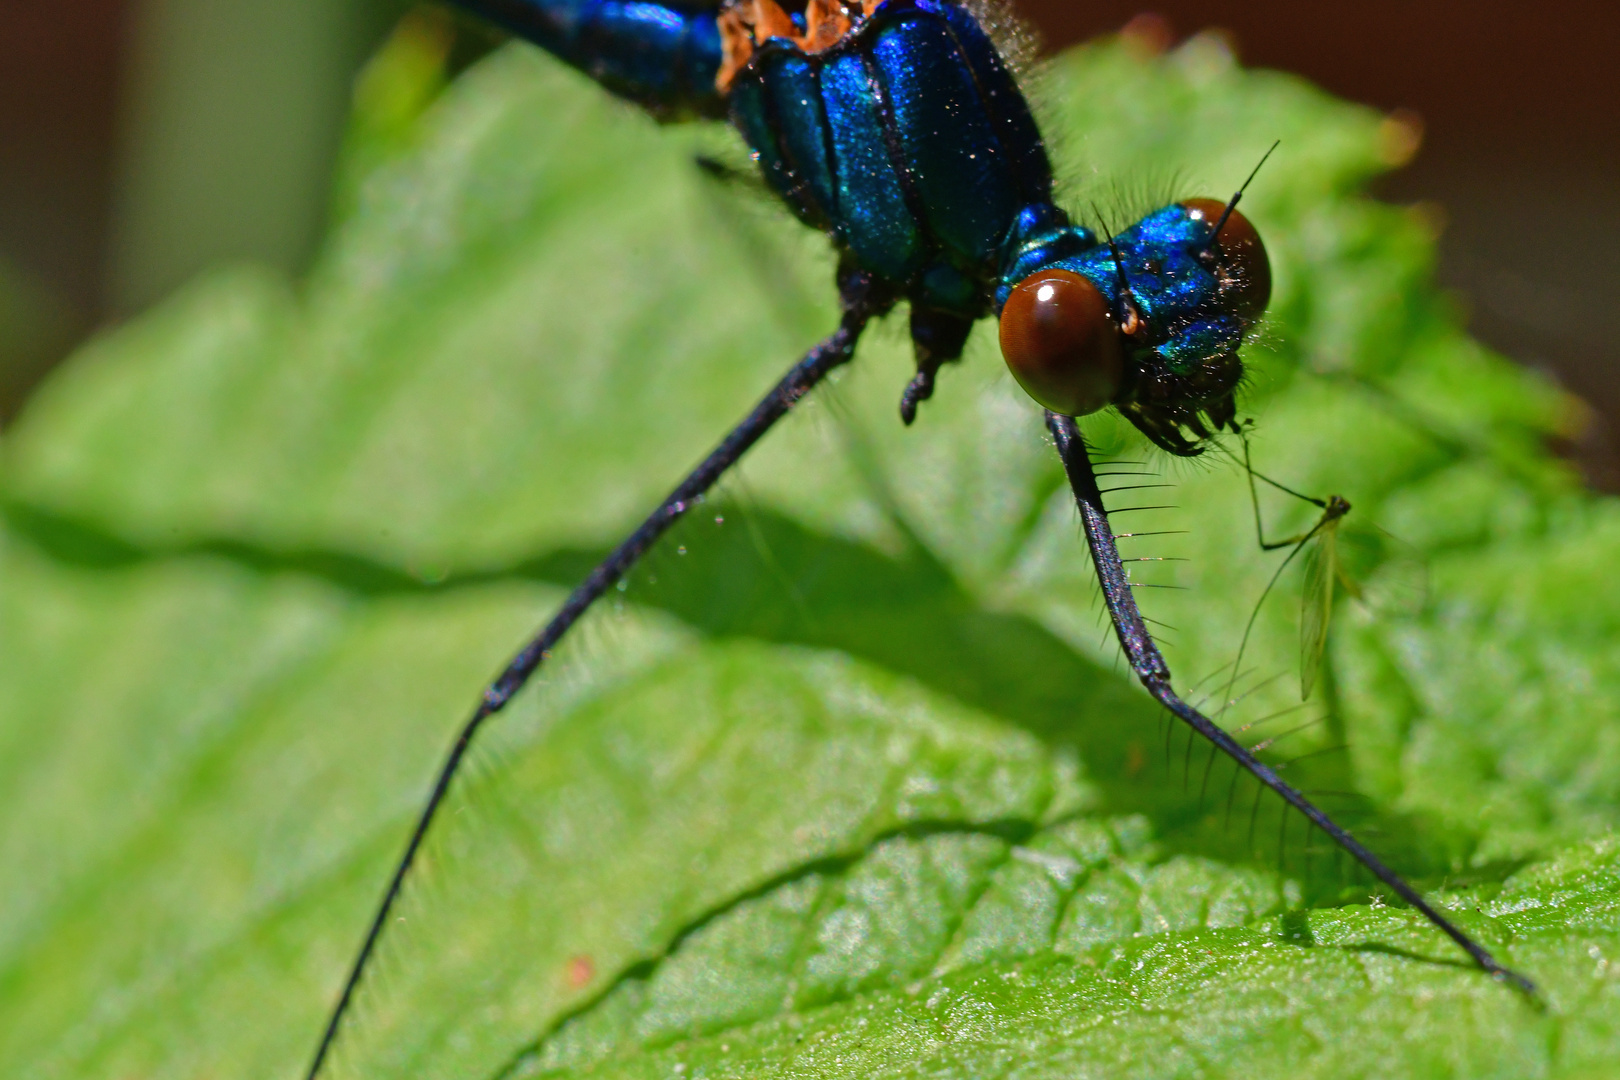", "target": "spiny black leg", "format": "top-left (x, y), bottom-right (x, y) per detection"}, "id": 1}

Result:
top-left (304, 285), bottom-right (881, 1080)
top-left (1045, 411), bottom-right (1535, 995)
top-left (900, 363), bottom-right (942, 425)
